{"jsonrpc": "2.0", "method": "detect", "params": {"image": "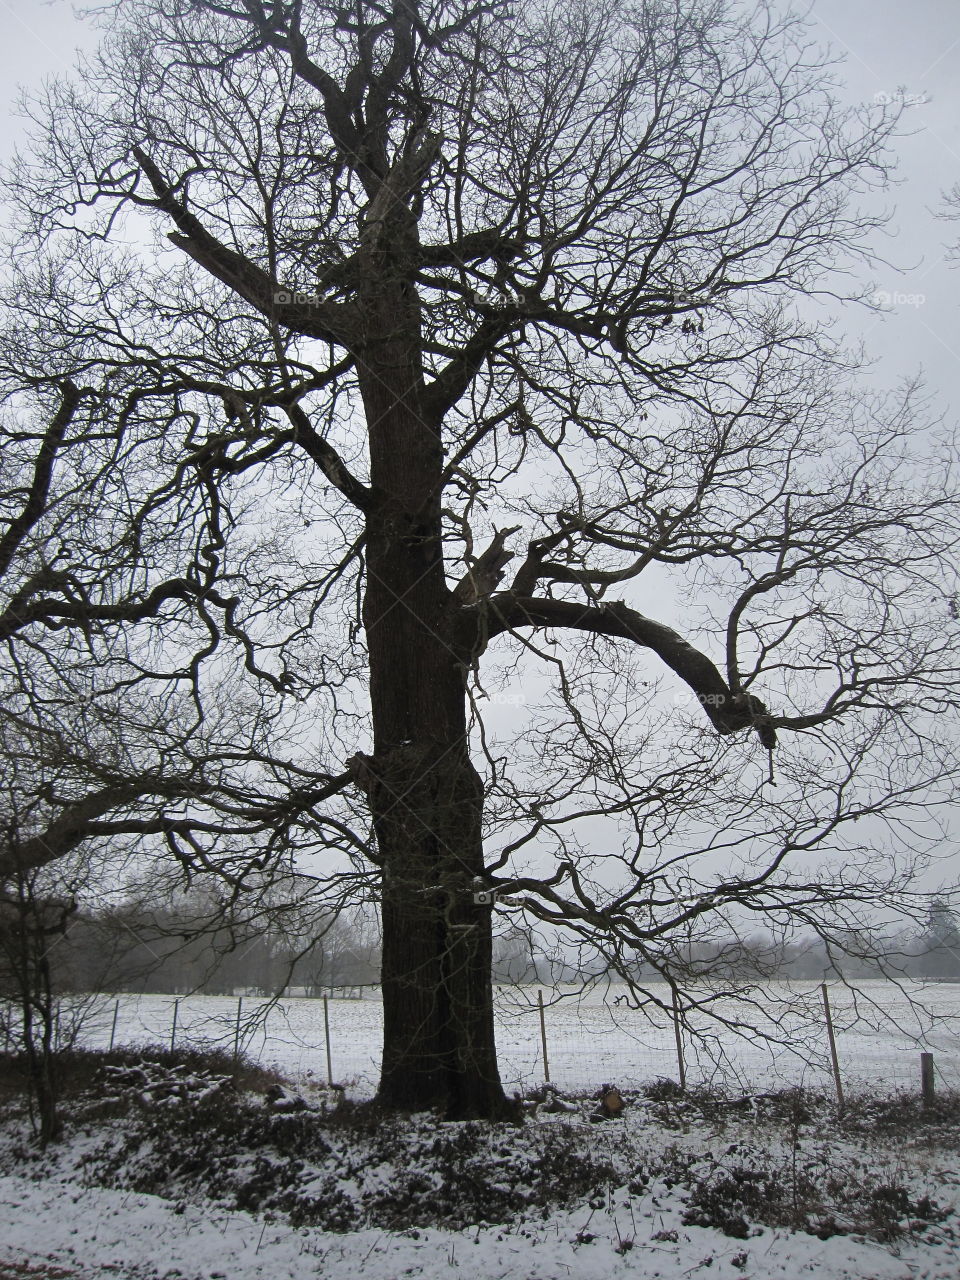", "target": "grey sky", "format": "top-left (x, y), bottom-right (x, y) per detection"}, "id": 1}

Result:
top-left (803, 0), bottom-right (960, 413)
top-left (0, 0), bottom-right (958, 890)
top-left (1, 0), bottom-right (958, 402)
